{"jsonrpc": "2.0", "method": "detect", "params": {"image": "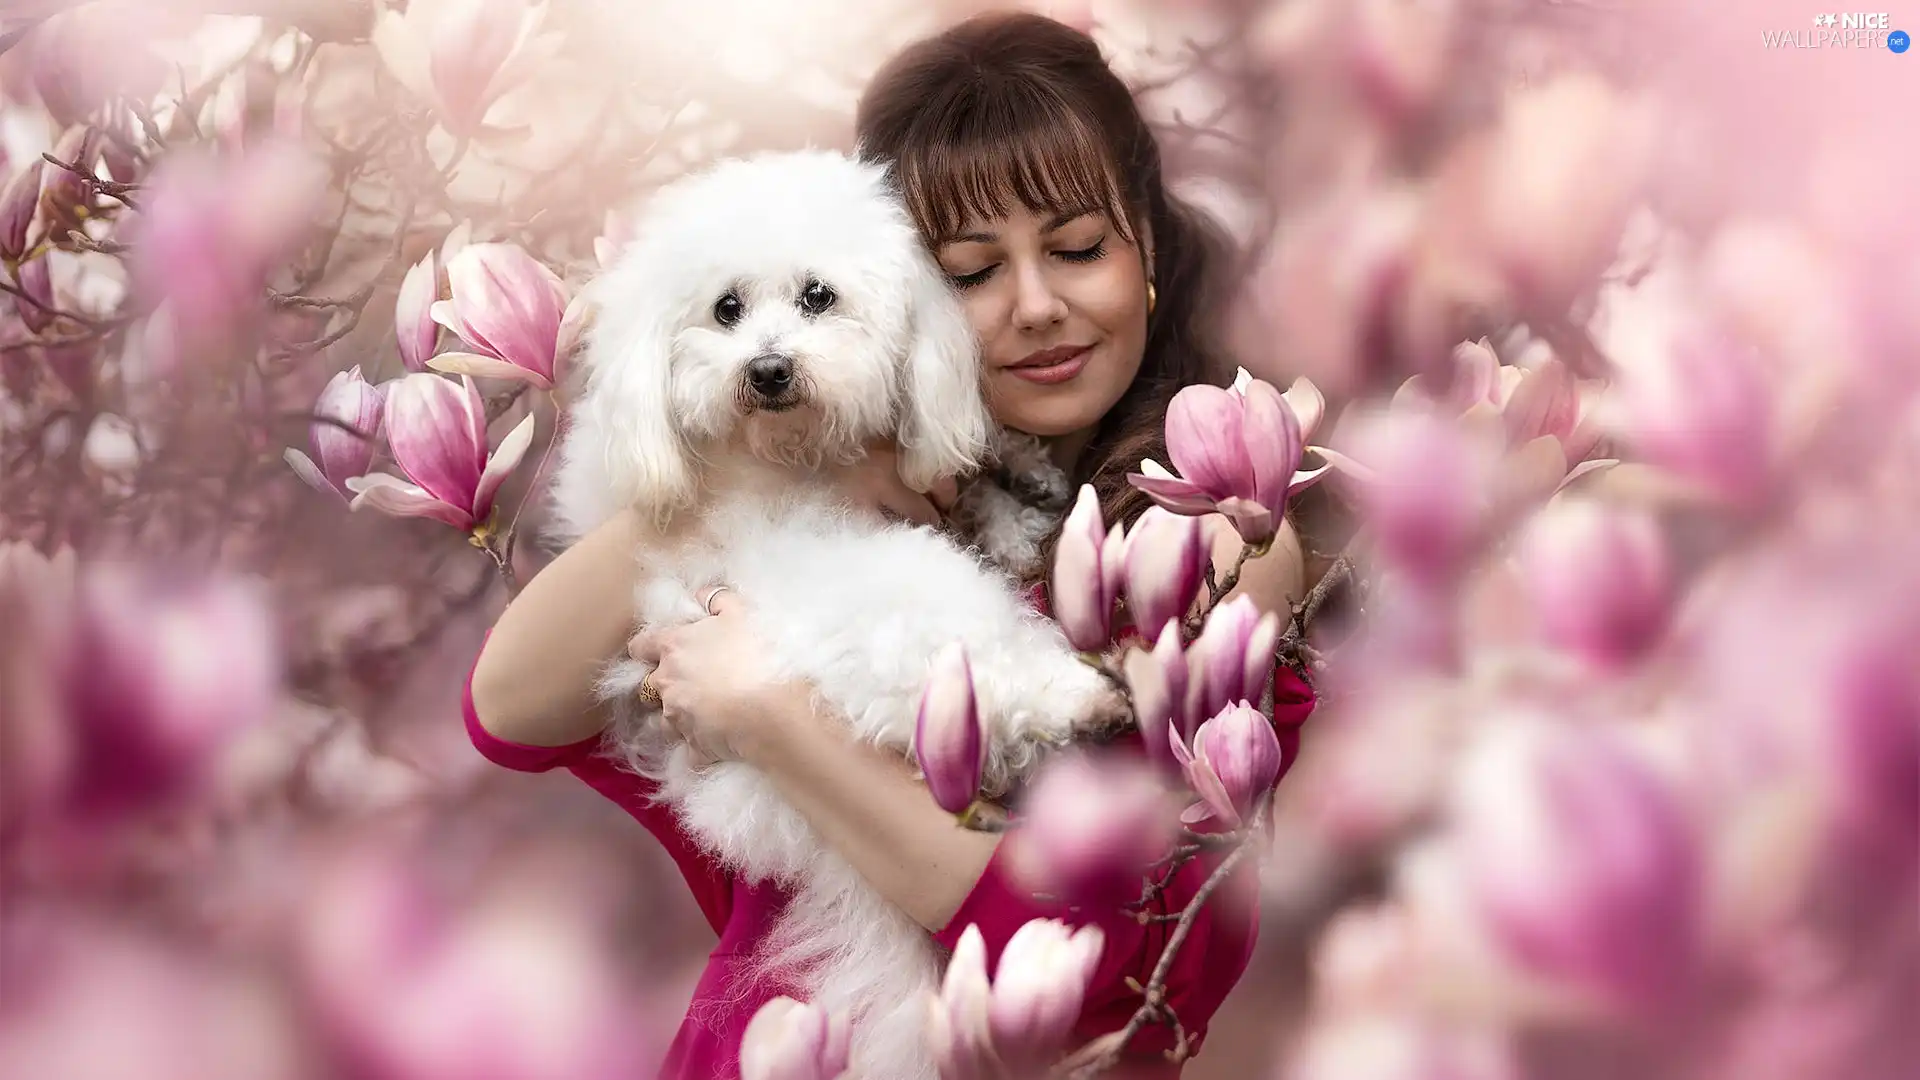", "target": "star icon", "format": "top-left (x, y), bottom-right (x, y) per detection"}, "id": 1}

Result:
top-left (1825, 13), bottom-right (1838, 25)
top-left (1814, 12), bottom-right (1824, 23)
